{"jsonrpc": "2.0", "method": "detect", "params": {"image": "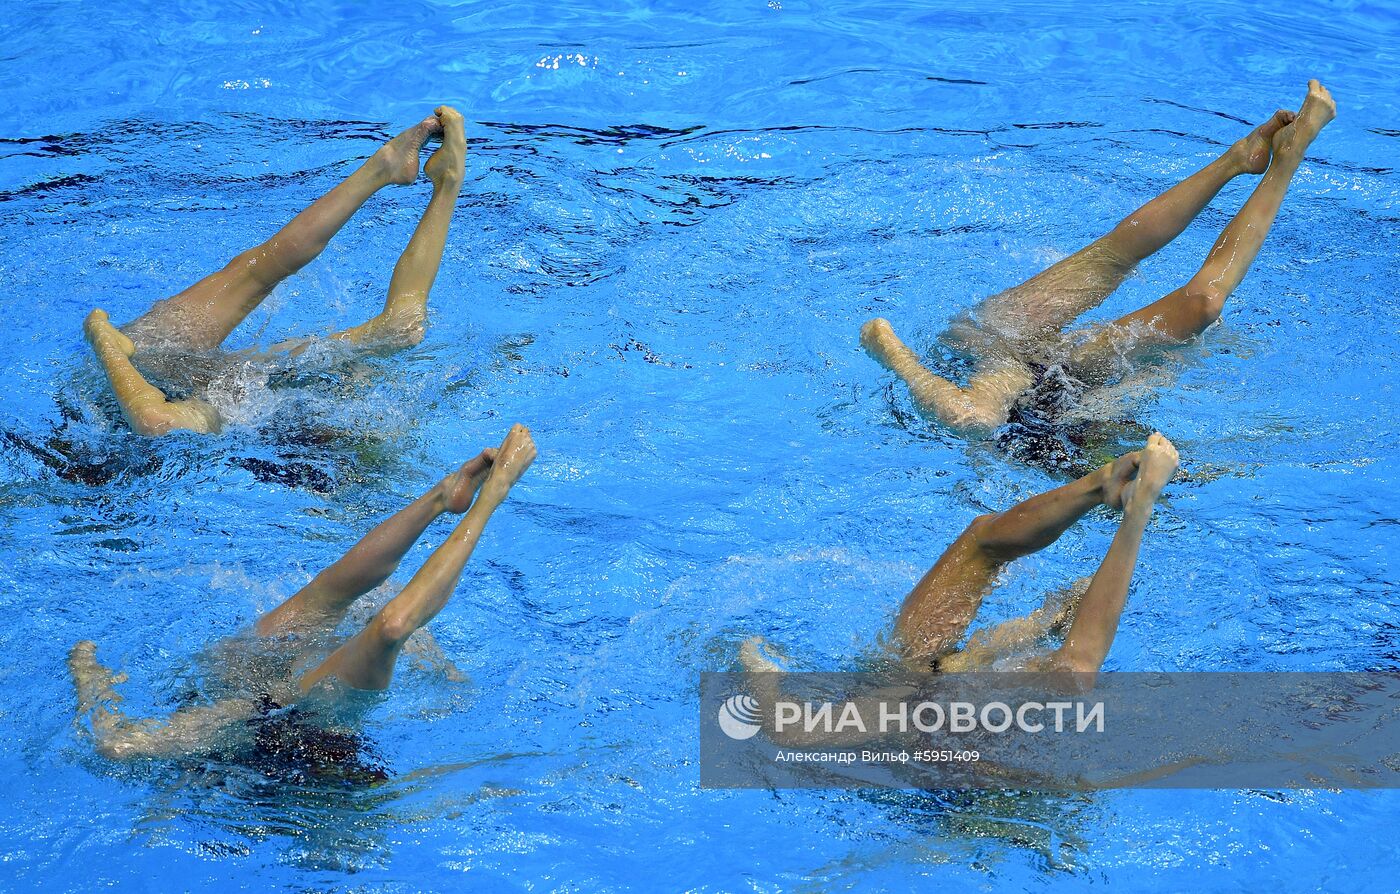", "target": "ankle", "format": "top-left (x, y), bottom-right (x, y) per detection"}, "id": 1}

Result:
top-left (1123, 489), bottom-right (1157, 520)
top-left (1268, 150), bottom-right (1304, 175)
top-left (428, 172), bottom-right (464, 194)
top-left (1220, 146), bottom-right (1253, 178)
top-left (428, 479), bottom-right (452, 515)
top-left (361, 152), bottom-right (399, 189)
